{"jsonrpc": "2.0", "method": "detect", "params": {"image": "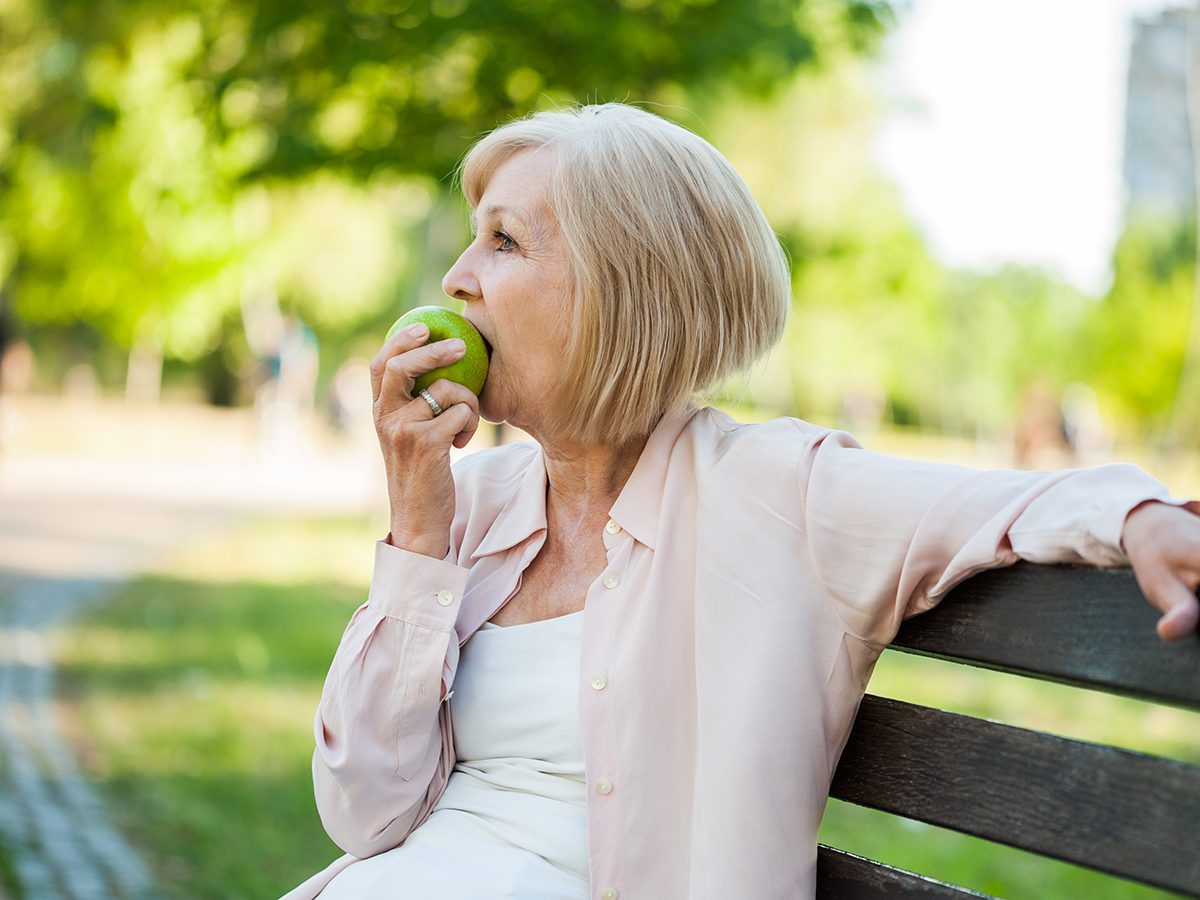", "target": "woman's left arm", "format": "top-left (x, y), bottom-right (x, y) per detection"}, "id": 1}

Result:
top-left (1123, 500), bottom-right (1200, 641)
top-left (799, 426), bottom-right (1198, 648)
